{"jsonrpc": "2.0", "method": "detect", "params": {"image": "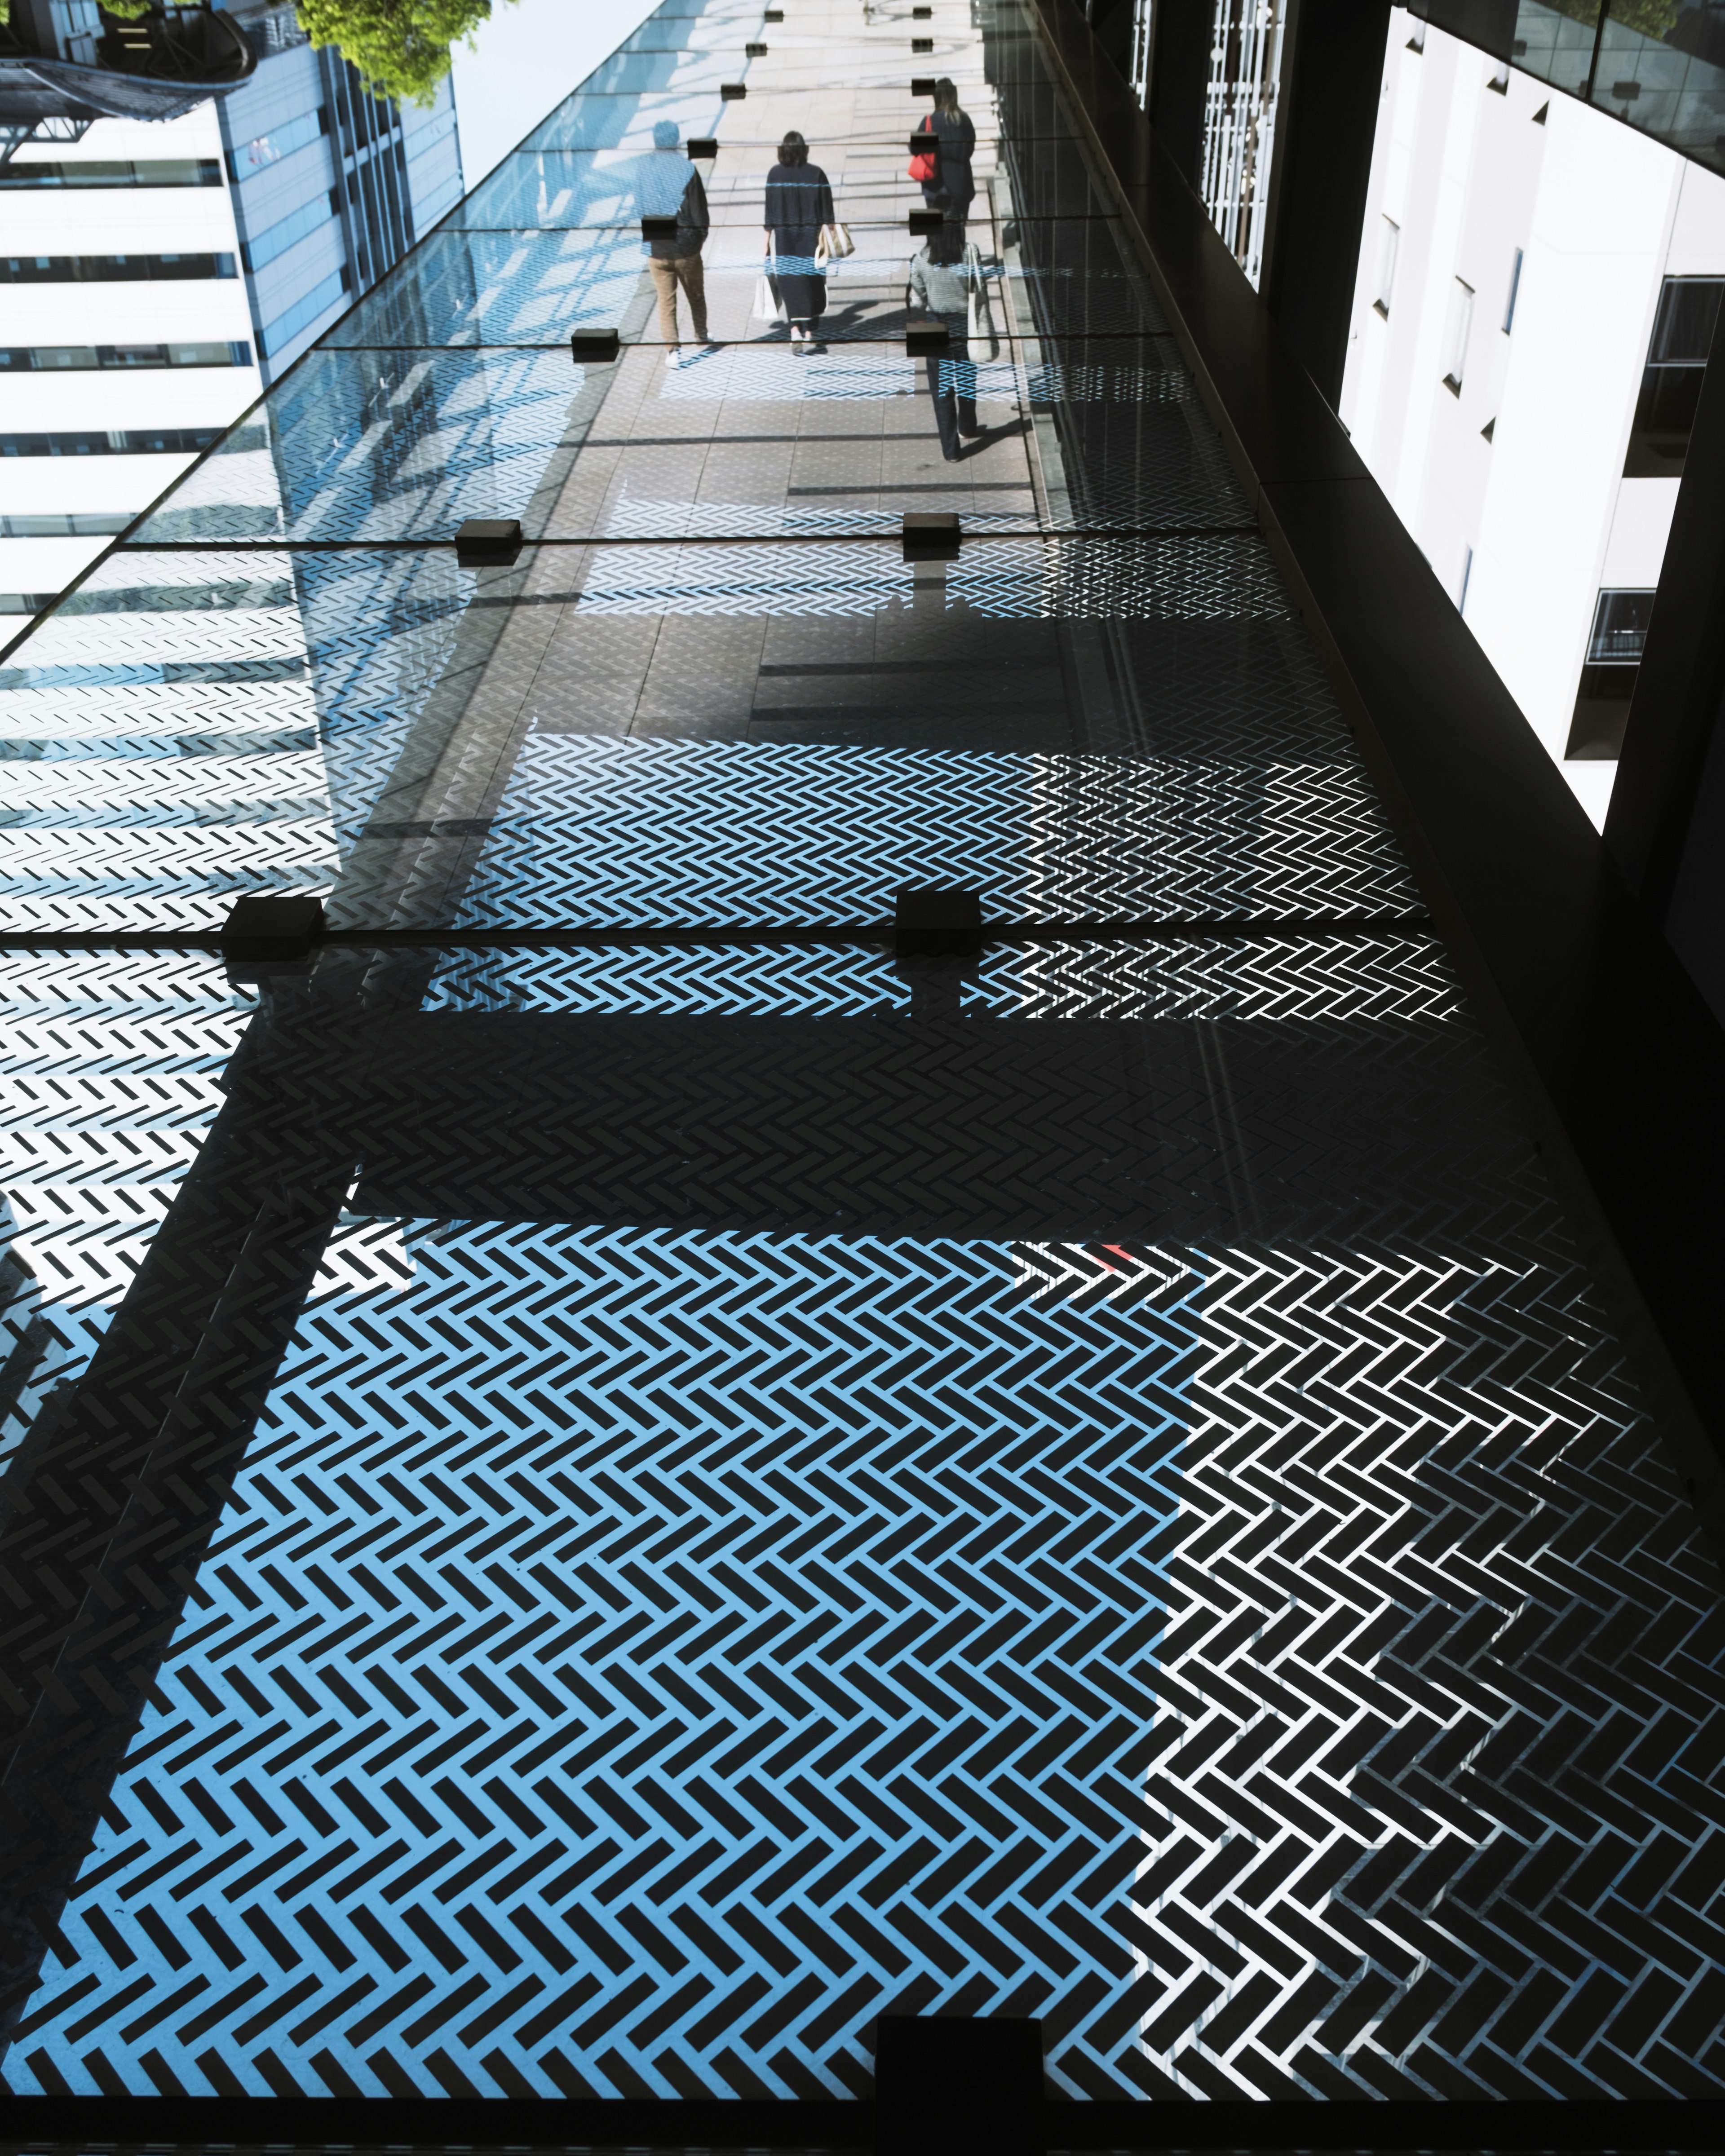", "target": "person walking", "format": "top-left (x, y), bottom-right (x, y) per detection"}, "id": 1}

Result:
top-left (907, 221), bottom-right (982, 460)
top-left (644, 119), bottom-right (711, 366)
top-left (912, 77), bottom-right (976, 224)
top-left (764, 130), bottom-right (835, 351)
